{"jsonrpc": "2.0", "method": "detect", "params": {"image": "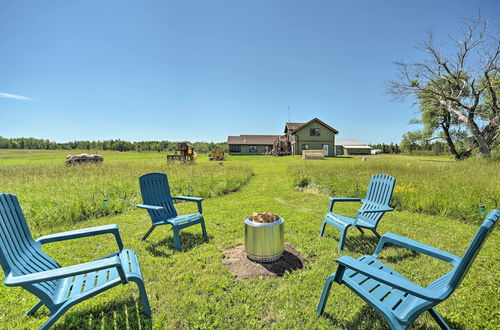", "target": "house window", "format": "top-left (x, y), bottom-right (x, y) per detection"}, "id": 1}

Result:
top-left (310, 128), bottom-right (321, 136)
top-left (249, 146), bottom-right (257, 153)
top-left (230, 144), bottom-right (241, 152)
top-left (302, 144), bottom-right (309, 150)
